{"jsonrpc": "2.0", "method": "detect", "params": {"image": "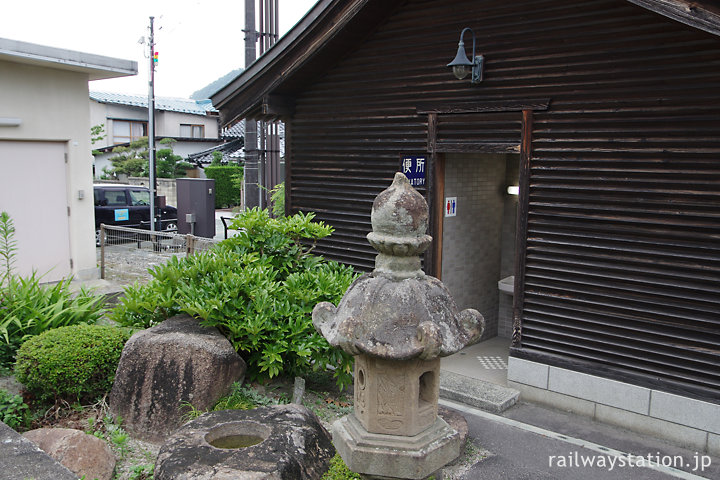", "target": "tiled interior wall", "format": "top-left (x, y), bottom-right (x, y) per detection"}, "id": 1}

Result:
top-left (500, 157), bottom-right (519, 279)
top-left (442, 154), bottom-right (506, 339)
